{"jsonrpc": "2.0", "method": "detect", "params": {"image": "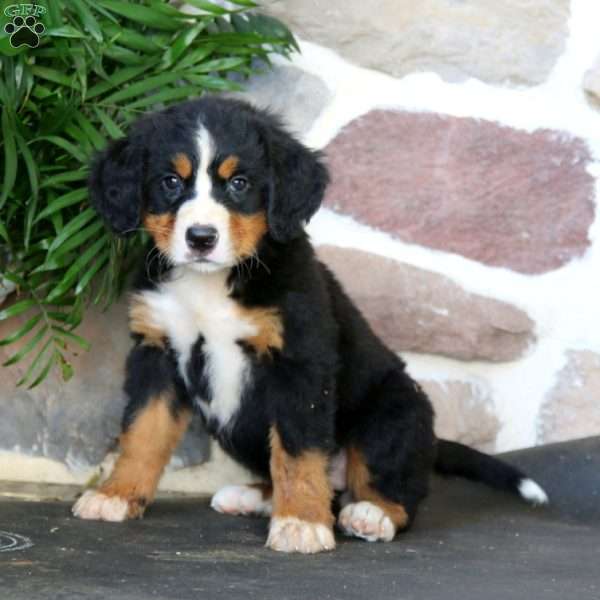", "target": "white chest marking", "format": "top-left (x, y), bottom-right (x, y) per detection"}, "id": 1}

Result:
top-left (140, 269), bottom-right (256, 427)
